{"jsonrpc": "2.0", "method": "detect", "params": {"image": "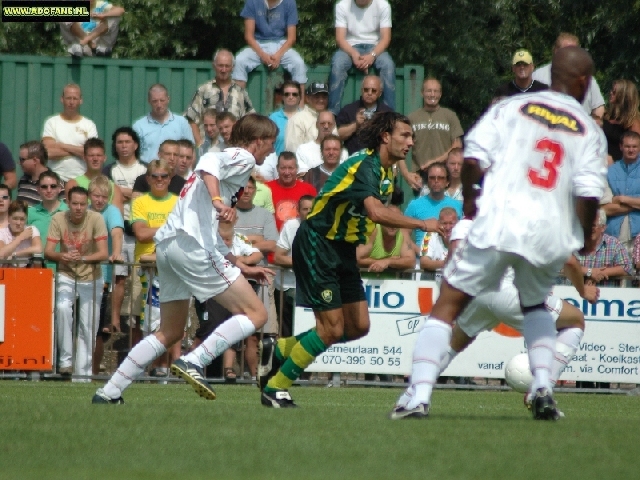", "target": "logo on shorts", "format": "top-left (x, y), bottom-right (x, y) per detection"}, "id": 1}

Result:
top-left (321, 289), bottom-right (333, 303)
top-left (520, 102), bottom-right (585, 134)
